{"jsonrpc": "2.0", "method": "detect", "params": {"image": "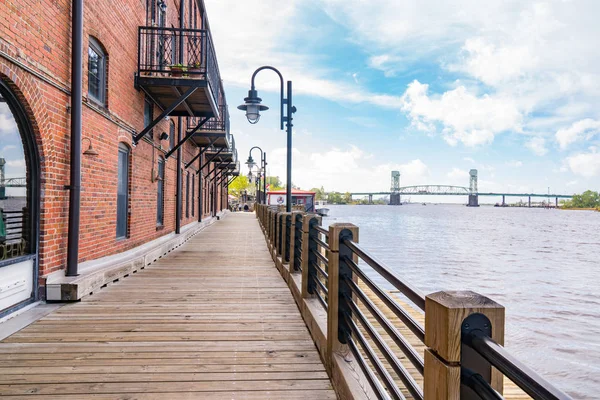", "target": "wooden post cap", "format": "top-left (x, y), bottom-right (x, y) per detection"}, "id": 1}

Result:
top-left (328, 223), bottom-right (359, 252)
top-left (301, 214), bottom-right (321, 233)
top-left (425, 290), bottom-right (505, 363)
